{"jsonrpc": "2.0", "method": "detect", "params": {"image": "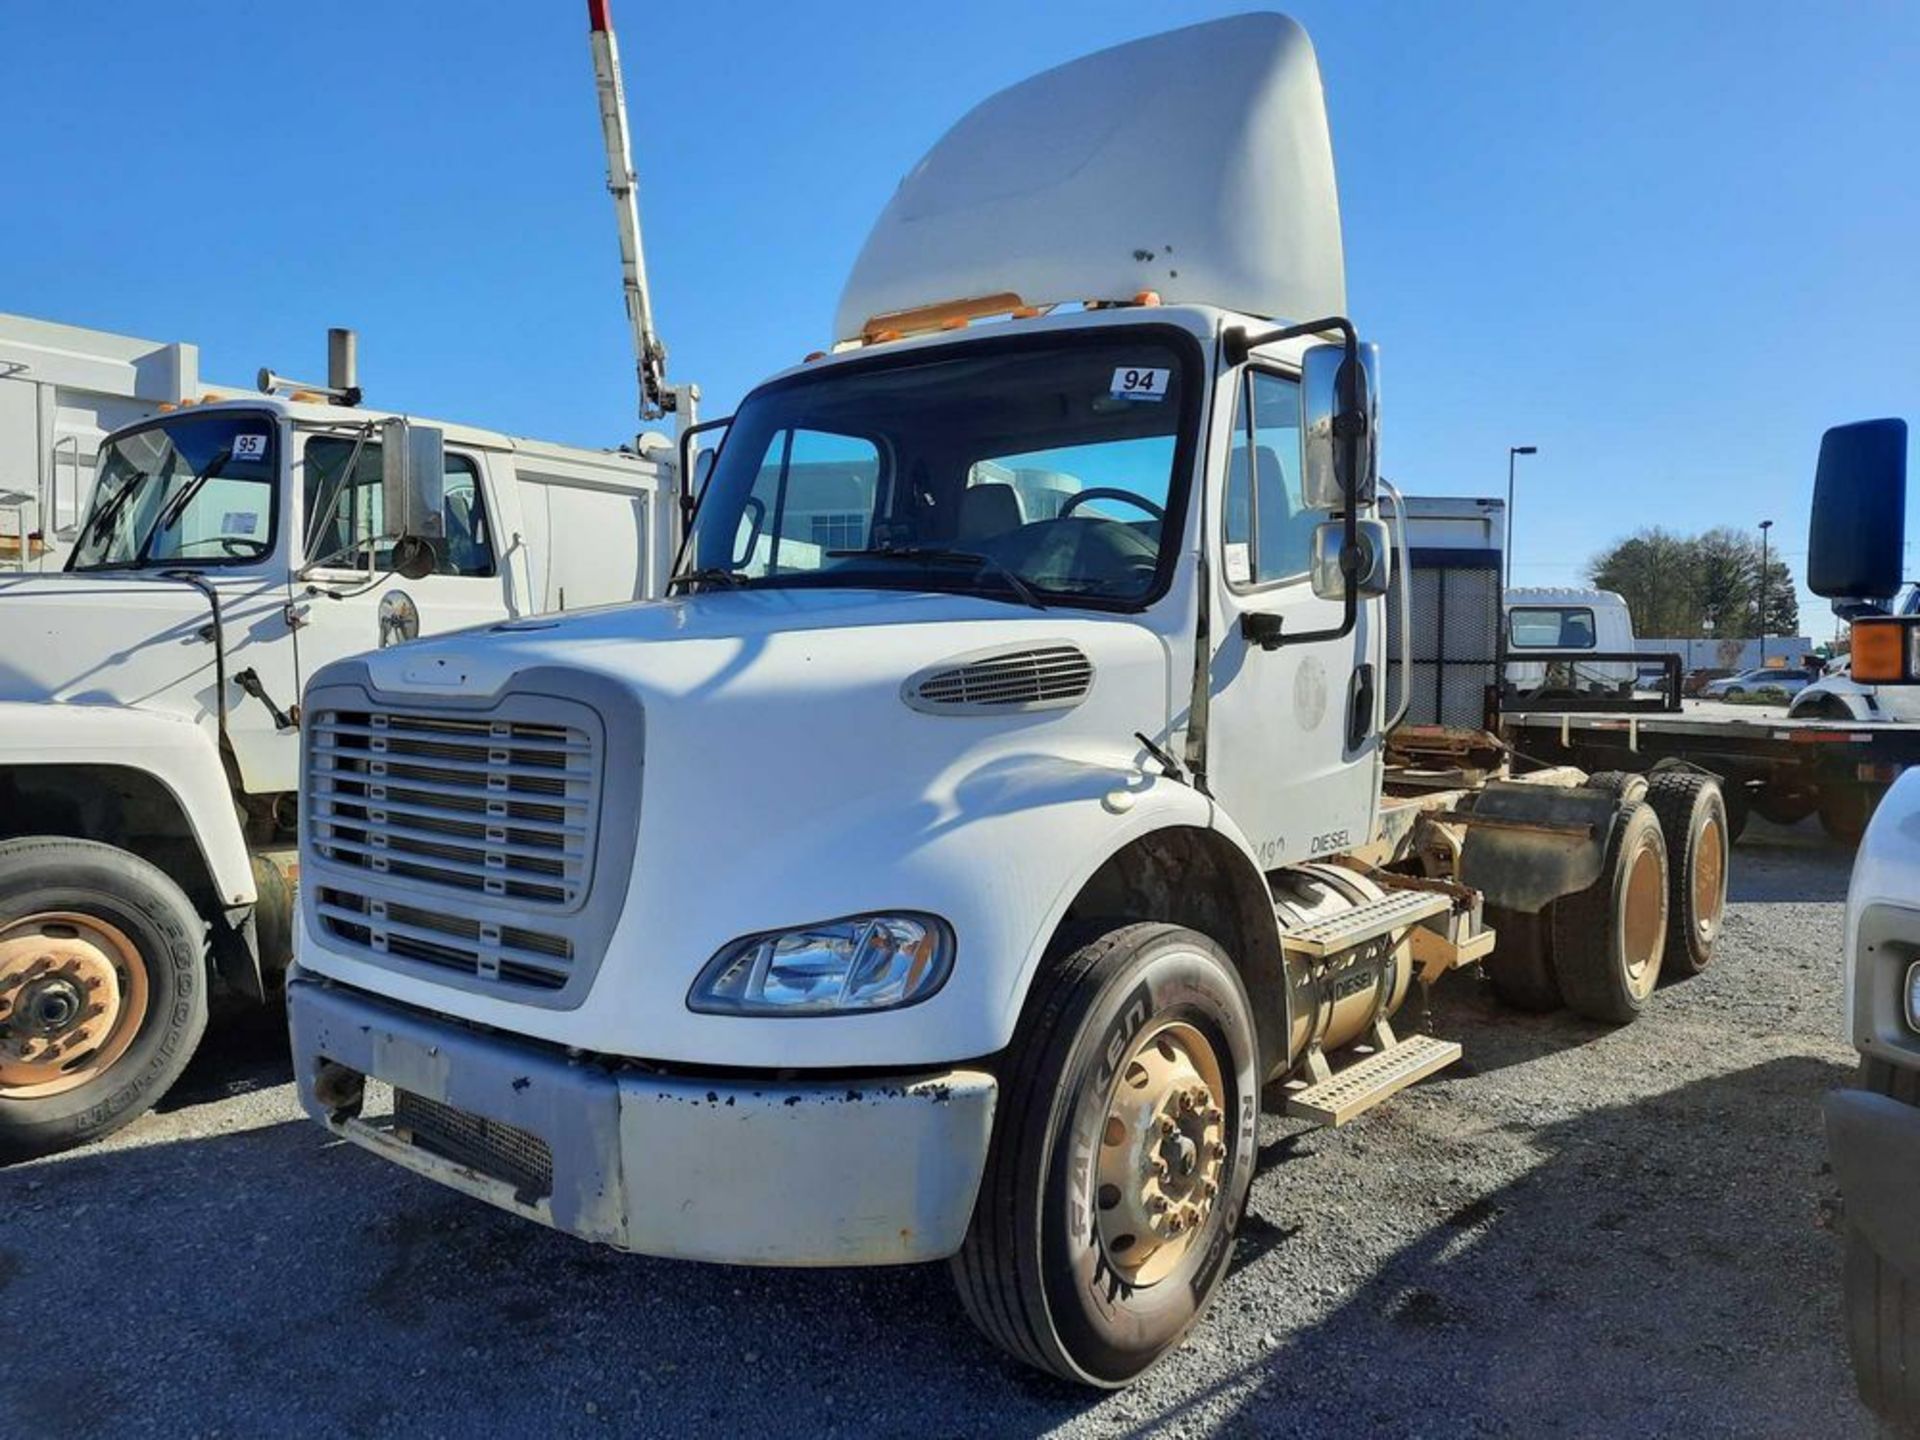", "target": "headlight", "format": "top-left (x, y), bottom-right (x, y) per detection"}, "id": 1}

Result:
top-left (688, 913), bottom-right (954, 1016)
top-left (1906, 960), bottom-right (1920, 1033)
